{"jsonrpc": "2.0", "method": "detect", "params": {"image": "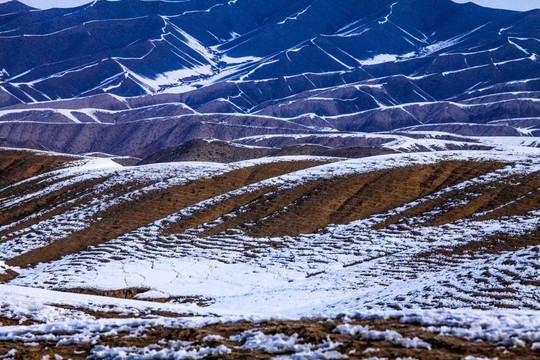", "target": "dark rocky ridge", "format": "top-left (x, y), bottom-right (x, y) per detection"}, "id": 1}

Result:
top-left (0, 137), bottom-right (49, 151)
top-left (0, 114), bottom-right (321, 157)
